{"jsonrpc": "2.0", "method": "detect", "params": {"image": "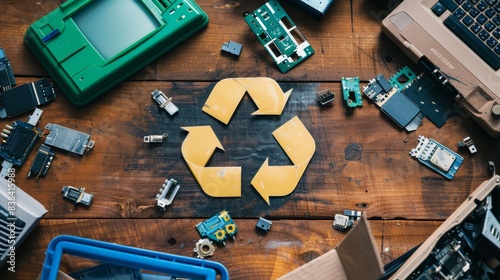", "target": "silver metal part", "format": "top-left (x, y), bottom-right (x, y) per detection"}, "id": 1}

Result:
top-left (0, 161), bottom-right (13, 178)
top-left (61, 186), bottom-right (93, 206)
top-left (458, 136), bottom-right (477, 154)
top-left (333, 214), bottom-right (350, 231)
top-left (151, 90), bottom-right (179, 115)
top-left (144, 133), bottom-right (168, 143)
top-left (44, 123), bottom-right (94, 155)
top-left (193, 238), bottom-right (217, 259)
top-left (156, 178), bottom-right (180, 210)
top-left (27, 108), bottom-right (43, 126)
top-left (429, 147), bottom-right (456, 172)
top-left (256, 217), bottom-right (273, 232)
